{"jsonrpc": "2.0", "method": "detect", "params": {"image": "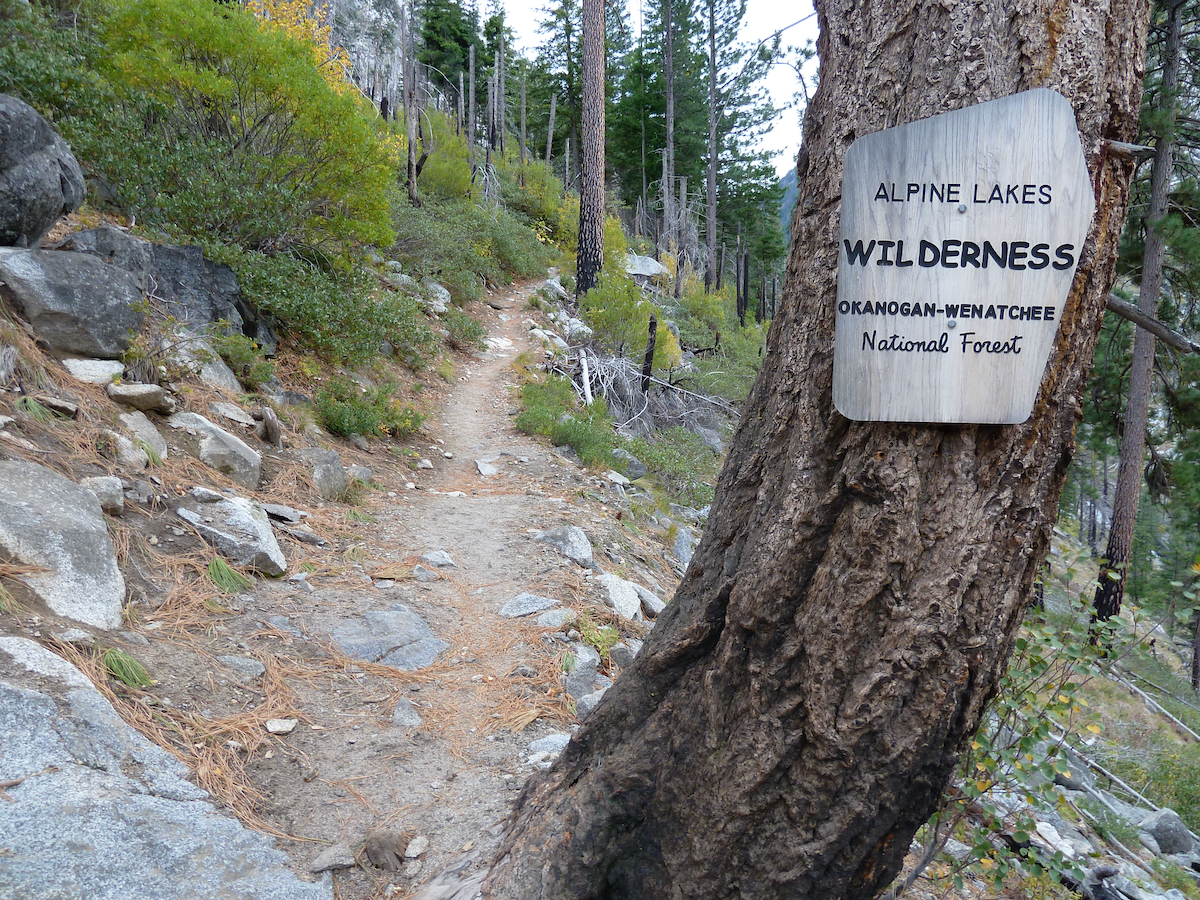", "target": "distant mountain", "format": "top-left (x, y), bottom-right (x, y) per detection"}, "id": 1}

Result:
top-left (779, 167), bottom-right (798, 235)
